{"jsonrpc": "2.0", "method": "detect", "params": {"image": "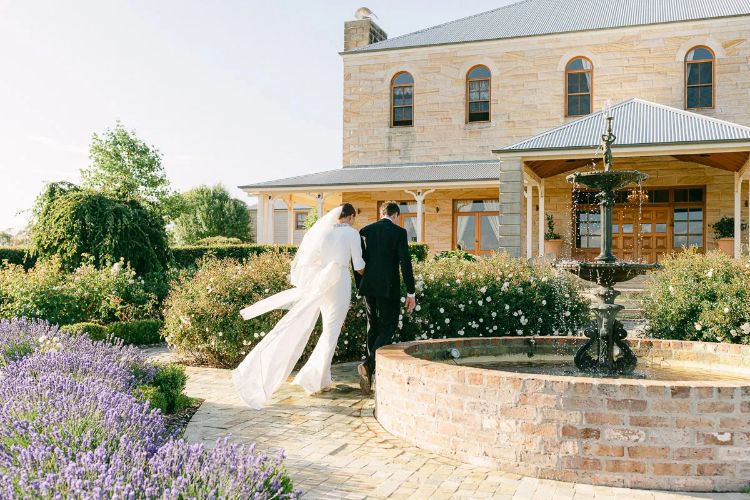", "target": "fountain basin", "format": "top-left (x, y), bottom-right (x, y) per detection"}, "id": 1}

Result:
top-left (567, 169), bottom-right (648, 192)
top-left (556, 260), bottom-right (658, 287)
top-left (376, 337), bottom-right (750, 492)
